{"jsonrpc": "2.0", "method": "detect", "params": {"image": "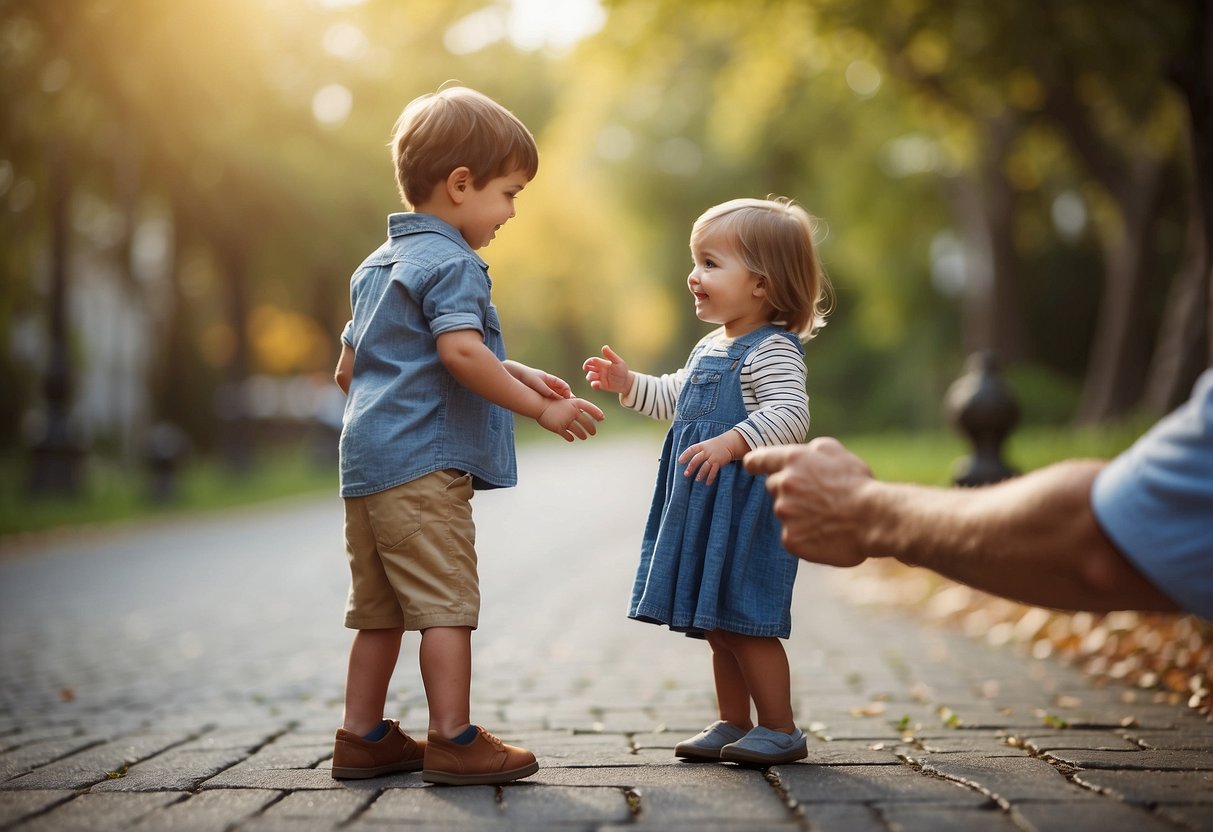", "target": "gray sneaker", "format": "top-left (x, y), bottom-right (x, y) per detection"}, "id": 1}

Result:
top-left (720, 726), bottom-right (807, 766)
top-left (673, 720), bottom-right (749, 761)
